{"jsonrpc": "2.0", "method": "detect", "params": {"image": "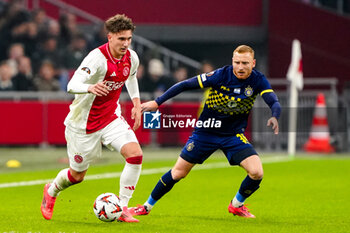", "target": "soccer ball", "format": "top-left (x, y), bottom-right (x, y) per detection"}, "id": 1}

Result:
top-left (93, 193), bottom-right (122, 222)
